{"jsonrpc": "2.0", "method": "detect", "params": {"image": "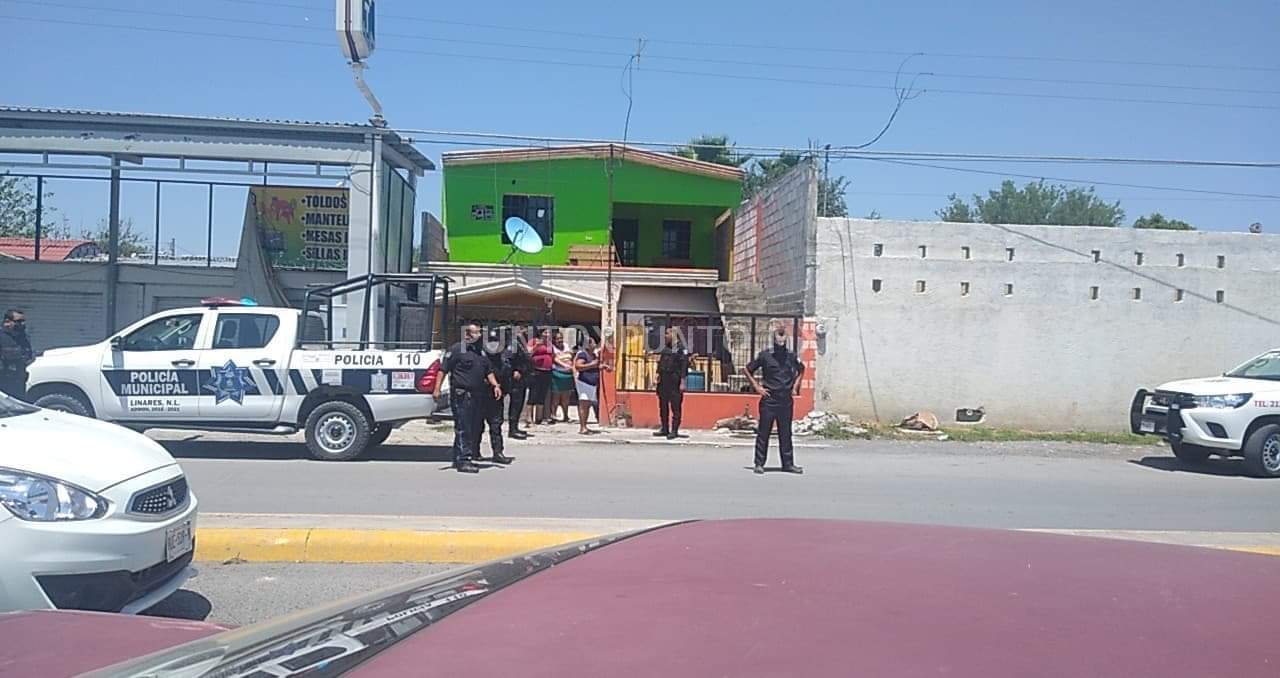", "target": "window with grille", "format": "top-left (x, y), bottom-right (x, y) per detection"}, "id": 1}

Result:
top-left (661, 220), bottom-right (691, 260)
